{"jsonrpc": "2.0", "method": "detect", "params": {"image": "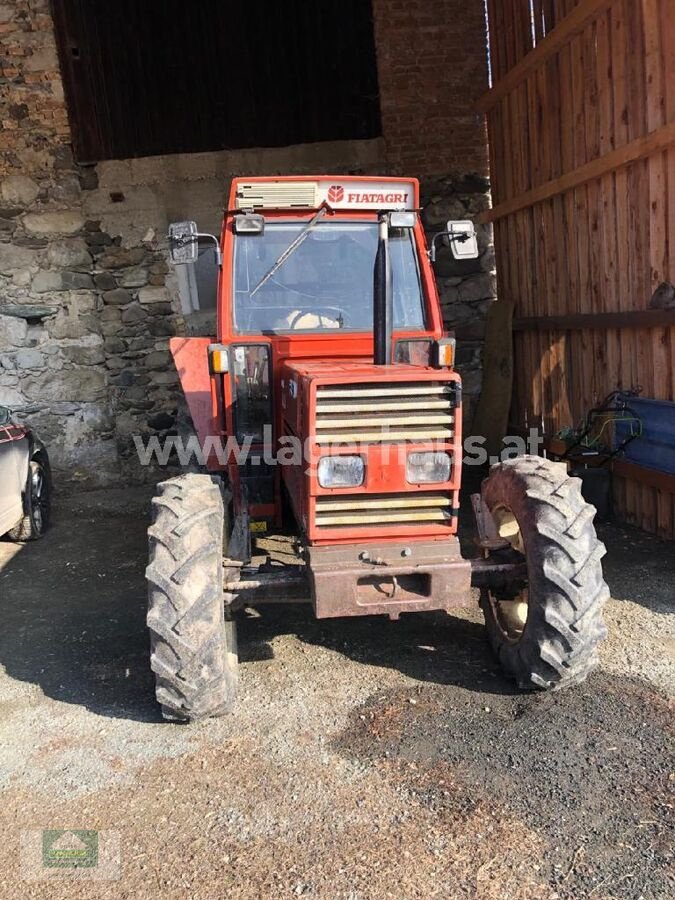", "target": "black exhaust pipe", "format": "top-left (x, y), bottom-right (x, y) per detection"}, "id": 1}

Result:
top-left (373, 214), bottom-right (393, 365)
